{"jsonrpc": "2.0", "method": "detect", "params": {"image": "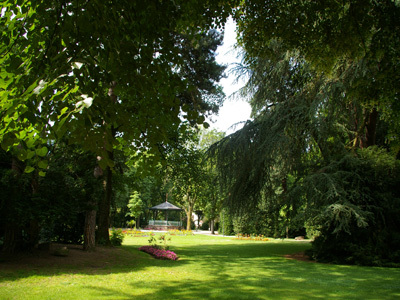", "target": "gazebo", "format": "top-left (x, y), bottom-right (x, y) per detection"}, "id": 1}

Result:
top-left (147, 201), bottom-right (183, 230)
